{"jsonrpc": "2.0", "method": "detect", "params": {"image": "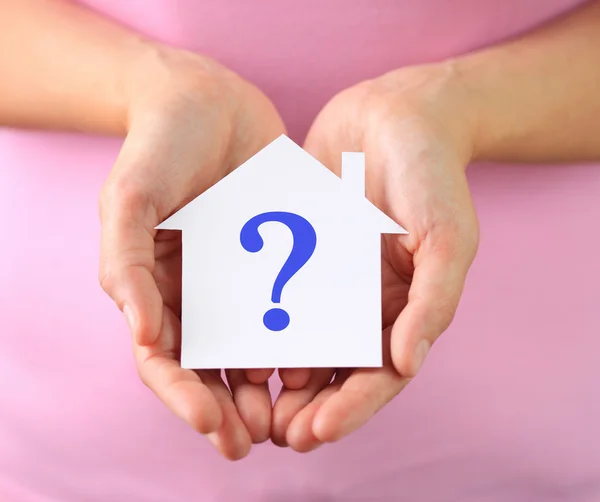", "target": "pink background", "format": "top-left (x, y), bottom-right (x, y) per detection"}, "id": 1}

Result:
top-left (1, 1), bottom-right (599, 501)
